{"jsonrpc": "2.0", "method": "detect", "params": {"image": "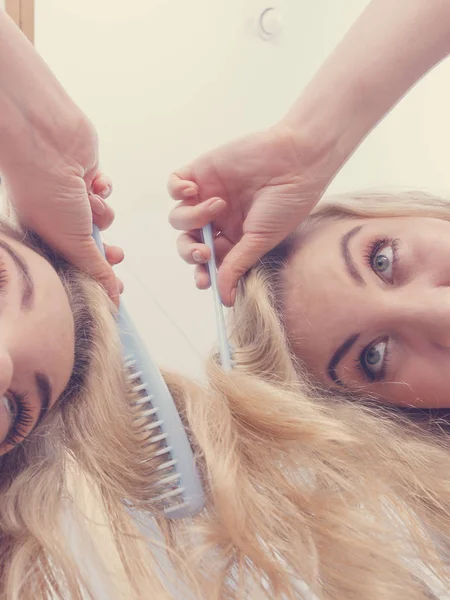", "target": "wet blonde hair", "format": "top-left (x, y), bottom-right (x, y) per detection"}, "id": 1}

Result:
top-left (2, 191), bottom-right (450, 599)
